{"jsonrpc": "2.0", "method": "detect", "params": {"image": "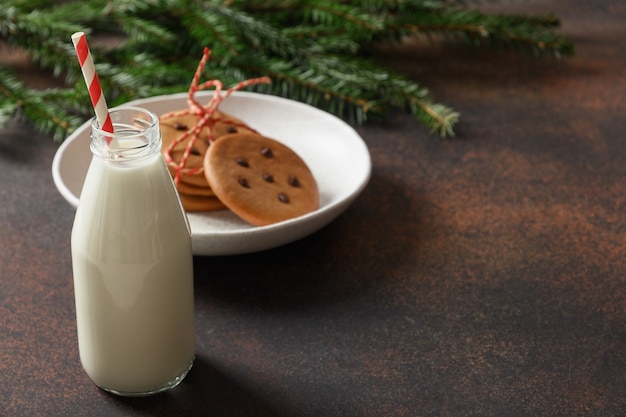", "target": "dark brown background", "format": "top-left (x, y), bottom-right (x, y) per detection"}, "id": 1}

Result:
top-left (1, 0), bottom-right (625, 416)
